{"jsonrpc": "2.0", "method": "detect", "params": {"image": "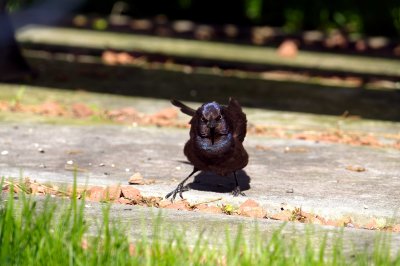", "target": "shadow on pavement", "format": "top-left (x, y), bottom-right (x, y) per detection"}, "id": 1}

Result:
top-left (188, 170), bottom-right (251, 193)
